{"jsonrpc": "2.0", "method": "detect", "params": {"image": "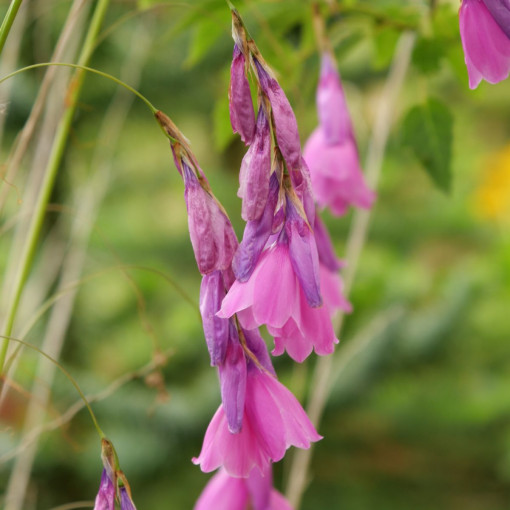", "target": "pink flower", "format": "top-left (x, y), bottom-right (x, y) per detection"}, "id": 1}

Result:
top-left (93, 469), bottom-right (115, 510)
top-left (192, 368), bottom-right (321, 477)
top-left (195, 466), bottom-right (292, 510)
top-left (218, 241), bottom-right (338, 362)
top-left (230, 44), bottom-right (256, 144)
top-left (304, 127), bottom-right (375, 216)
top-left (459, 0), bottom-right (510, 89)
top-left (303, 54), bottom-right (374, 216)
